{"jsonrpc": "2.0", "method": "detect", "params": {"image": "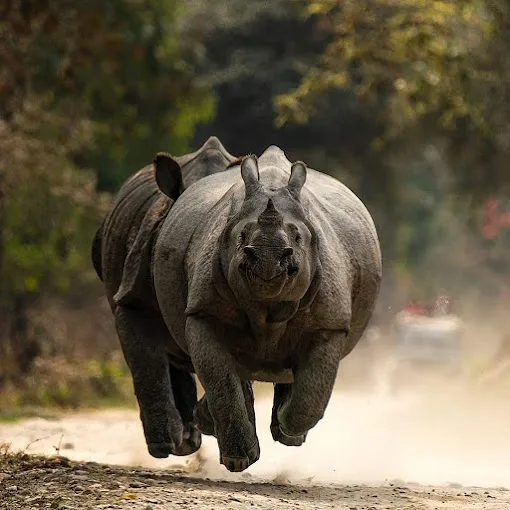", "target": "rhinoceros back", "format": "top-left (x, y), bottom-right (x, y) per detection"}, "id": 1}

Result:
top-left (95, 165), bottom-right (171, 311)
